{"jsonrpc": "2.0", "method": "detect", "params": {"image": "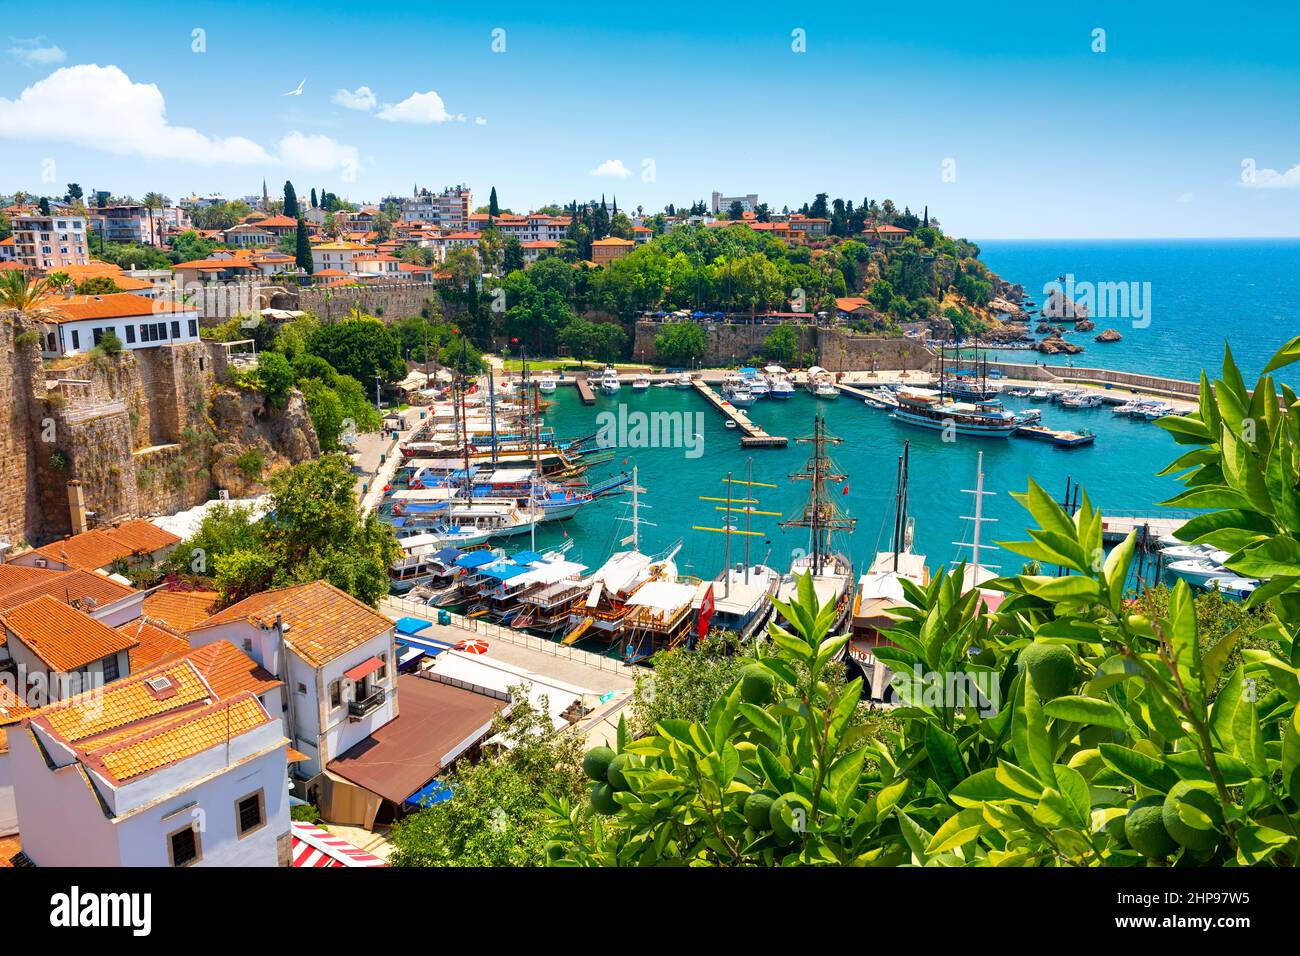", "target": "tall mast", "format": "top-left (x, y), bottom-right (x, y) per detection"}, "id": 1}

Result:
top-left (781, 412), bottom-right (856, 578)
top-left (631, 465), bottom-right (640, 552)
top-left (458, 338), bottom-right (472, 512)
